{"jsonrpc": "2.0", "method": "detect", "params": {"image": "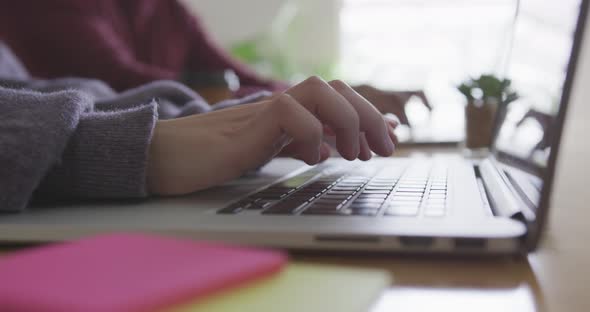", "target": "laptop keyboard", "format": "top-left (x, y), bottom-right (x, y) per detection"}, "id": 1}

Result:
top-left (218, 162), bottom-right (448, 217)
